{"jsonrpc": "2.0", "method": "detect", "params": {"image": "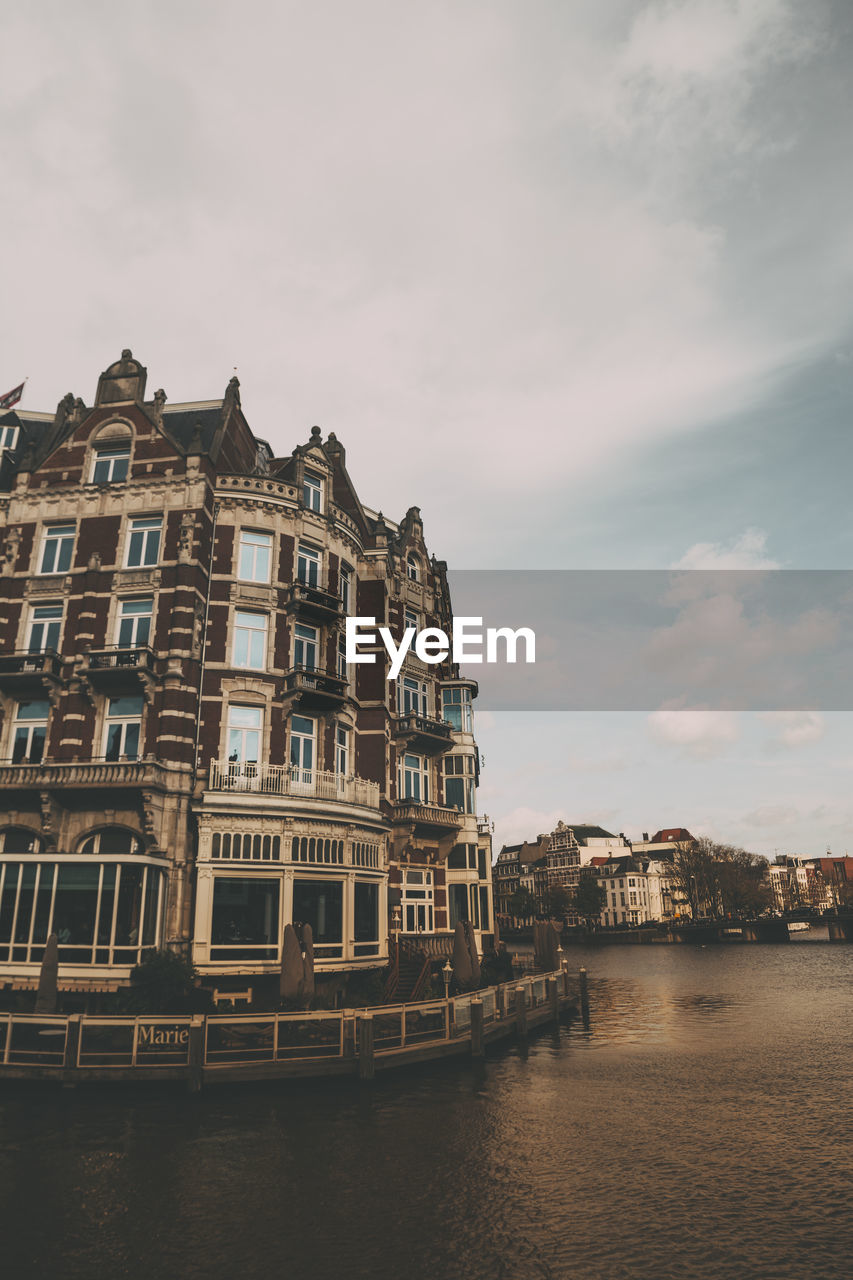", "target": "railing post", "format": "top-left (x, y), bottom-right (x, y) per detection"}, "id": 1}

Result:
top-left (63, 1015), bottom-right (81, 1086)
top-left (470, 998), bottom-right (484, 1058)
top-left (547, 976), bottom-right (559, 1021)
top-left (514, 985), bottom-right (527, 1039)
top-left (359, 1014), bottom-right (375, 1081)
top-left (187, 1016), bottom-right (205, 1092)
